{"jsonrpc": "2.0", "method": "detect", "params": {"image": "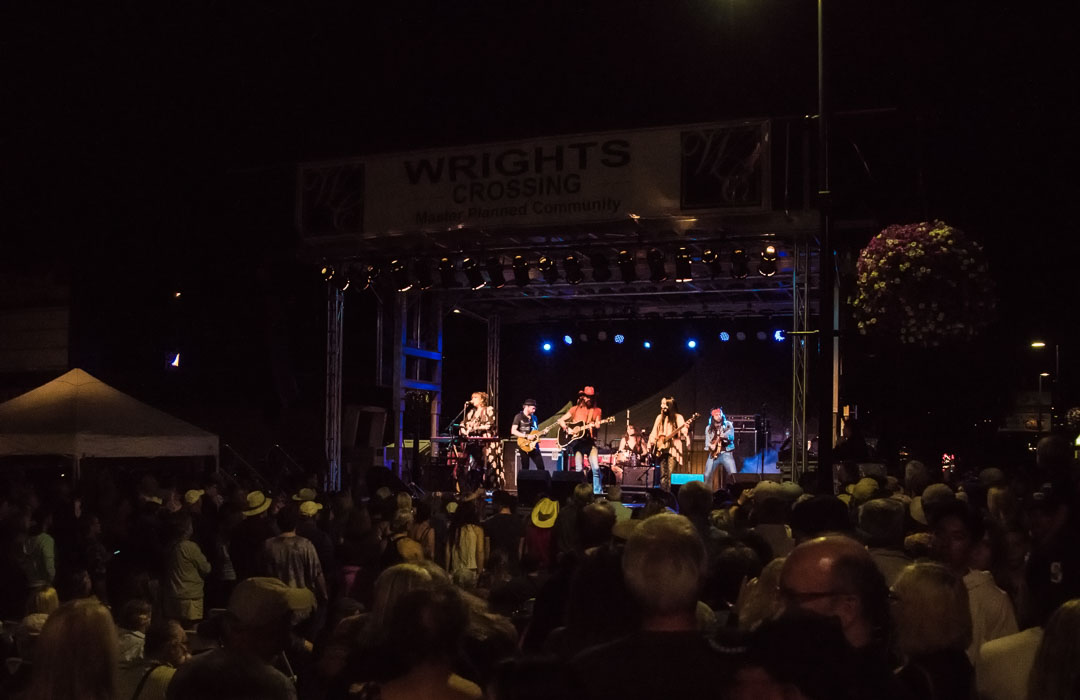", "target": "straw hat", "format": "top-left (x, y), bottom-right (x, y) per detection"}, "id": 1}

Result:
top-left (299, 501), bottom-right (323, 517)
top-left (243, 491), bottom-right (272, 517)
top-left (531, 497), bottom-right (559, 528)
top-left (183, 489), bottom-right (205, 505)
top-left (292, 488), bottom-right (318, 502)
